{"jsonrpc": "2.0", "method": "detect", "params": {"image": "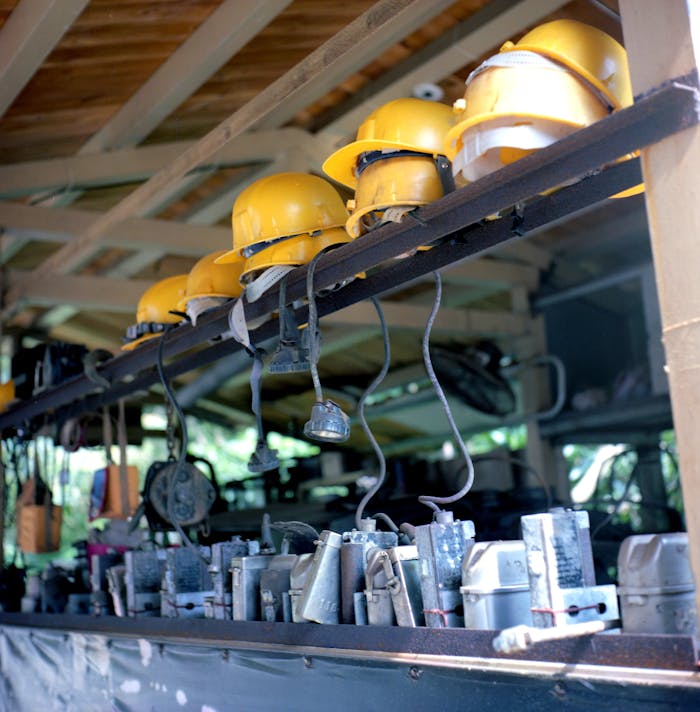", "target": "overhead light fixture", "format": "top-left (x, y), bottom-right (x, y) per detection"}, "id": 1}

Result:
top-left (303, 399), bottom-right (350, 442)
top-left (412, 81), bottom-right (444, 102)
